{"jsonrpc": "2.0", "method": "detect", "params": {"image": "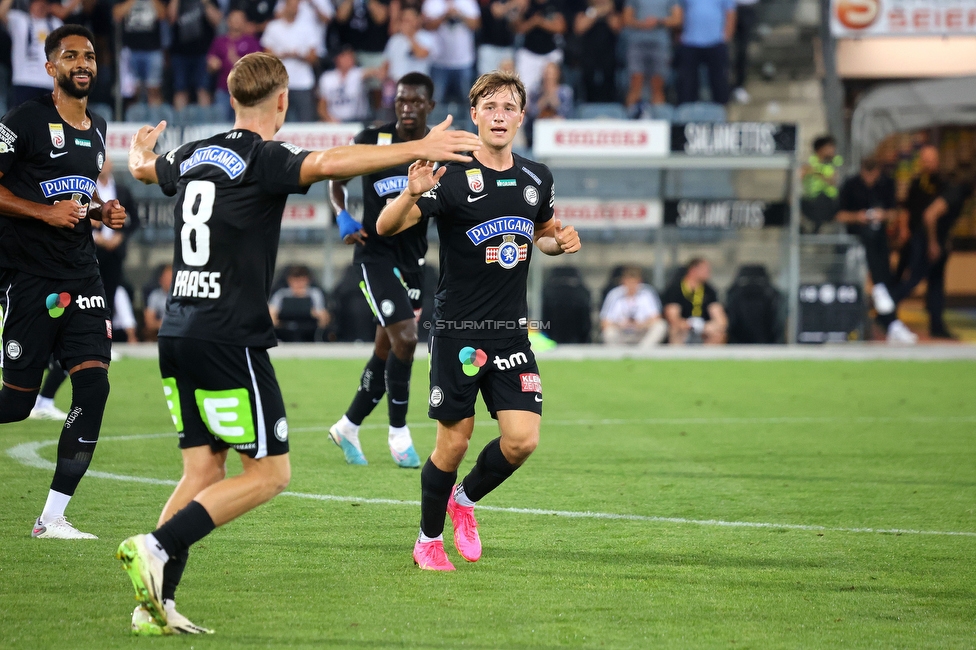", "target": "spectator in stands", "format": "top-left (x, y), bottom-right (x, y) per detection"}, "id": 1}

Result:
top-left (114, 0), bottom-right (166, 106)
top-left (168, 0), bottom-right (221, 110)
top-left (234, 0), bottom-right (275, 35)
top-left (663, 258), bottom-right (727, 344)
top-left (730, 0), bottom-right (755, 104)
top-left (574, 0), bottom-right (621, 104)
top-left (92, 156), bottom-right (138, 324)
top-left (919, 170), bottom-right (975, 340)
top-left (676, 0), bottom-right (734, 106)
top-left (622, 0), bottom-right (679, 114)
top-left (0, 0), bottom-right (78, 107)
top-left (269, 265), bottom-right (331, 341)
top-left (477, 0), bottom-right (519, 75)
top-left (382, 5), bottom-right (438, 79)
top-left (800, 135), bottom-right (842, 231)
top-left (262, 0), bottom-right (324, 121)
top-left (423, 0), bottom-right (480, 107)
top-left (143, 264), bottom-right (172, 341)
top-left (835, 157), bottom-right (917, 343)
top-left (332, 0), bottom-right (390, 67)
top-left (317, 44), bottom-right (371, 122)
top-left (208, 8), bottom-right (263, 121)
top-left (525, 61), bottom-right (571, 144)
top-left (513, 0), bottom-right (565, 97)
top-left (388, 0), bottom-right (423, 34)
top-left (600, 266), bottom-right (667, 346)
